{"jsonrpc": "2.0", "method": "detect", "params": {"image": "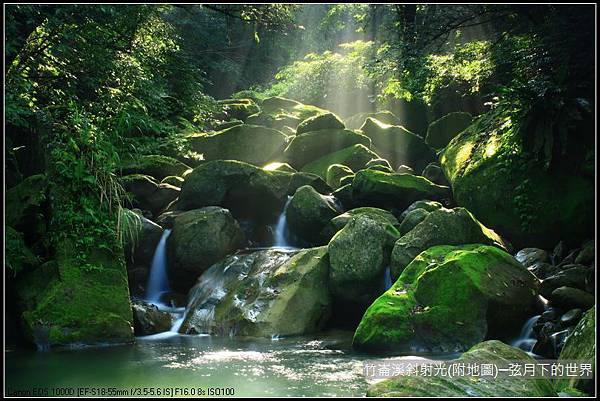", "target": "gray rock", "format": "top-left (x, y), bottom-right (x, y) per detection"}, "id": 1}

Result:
top-left (515, 248), bottom-right (550, 268)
